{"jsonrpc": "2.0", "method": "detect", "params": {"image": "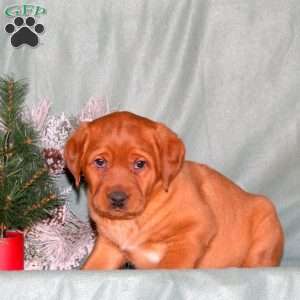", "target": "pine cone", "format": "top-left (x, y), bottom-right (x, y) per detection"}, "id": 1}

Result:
top-left (42, 148), bottom-right (65, 175)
